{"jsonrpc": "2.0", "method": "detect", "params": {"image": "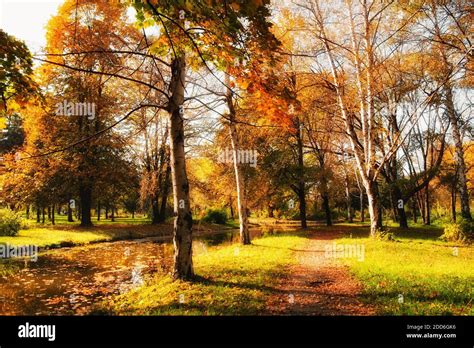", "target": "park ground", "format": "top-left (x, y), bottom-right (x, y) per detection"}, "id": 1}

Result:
top-left (0, 216), bottom-right (473, 315)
